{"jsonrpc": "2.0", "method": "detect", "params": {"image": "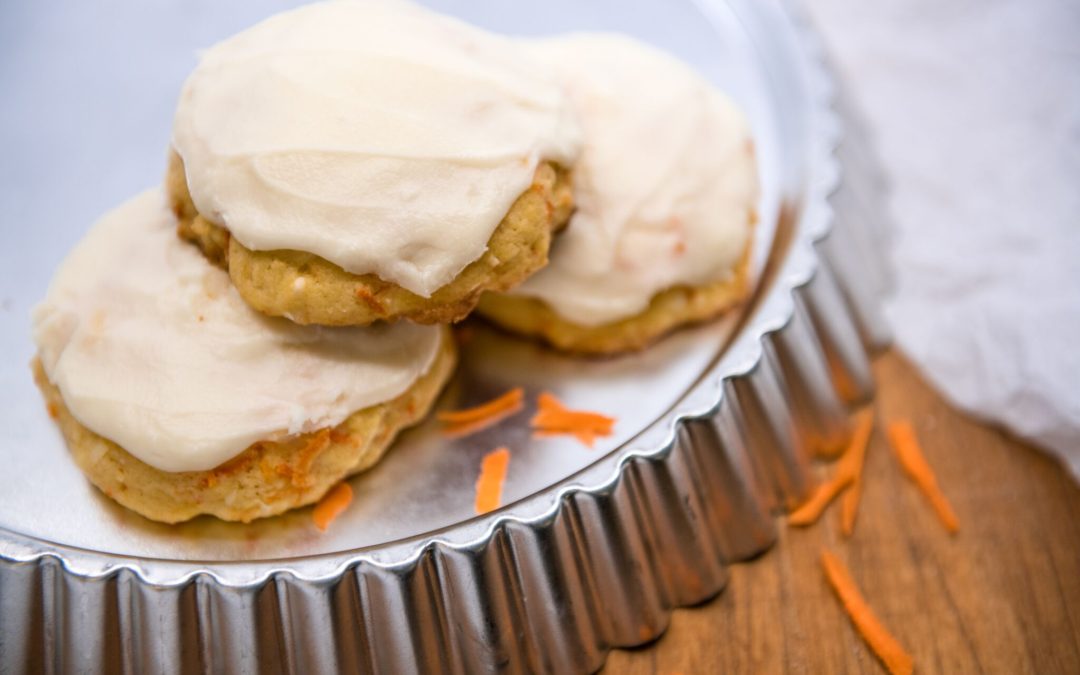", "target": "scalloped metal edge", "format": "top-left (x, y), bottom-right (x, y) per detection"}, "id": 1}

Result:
top-left (0, 0), bottom-right (891, 672)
